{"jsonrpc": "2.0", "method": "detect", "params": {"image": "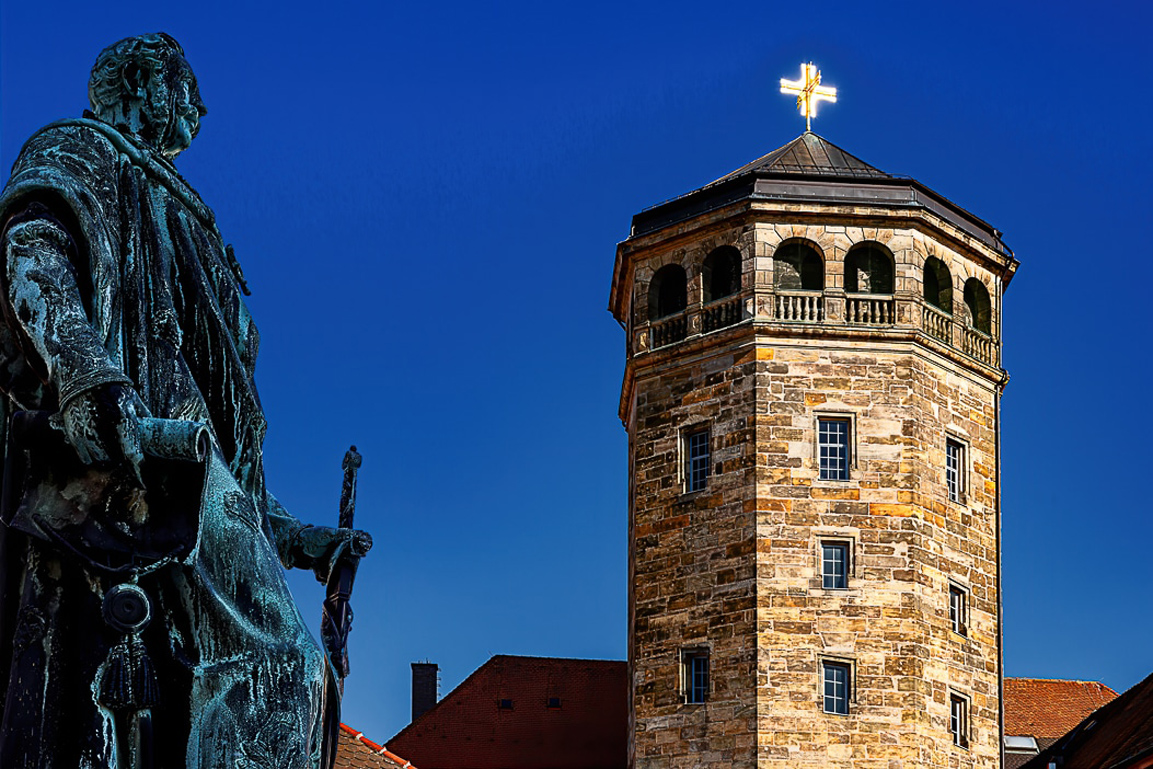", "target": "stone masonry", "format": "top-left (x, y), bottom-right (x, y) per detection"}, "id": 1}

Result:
top-left (610, 135), bottom-right (1018, 769)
